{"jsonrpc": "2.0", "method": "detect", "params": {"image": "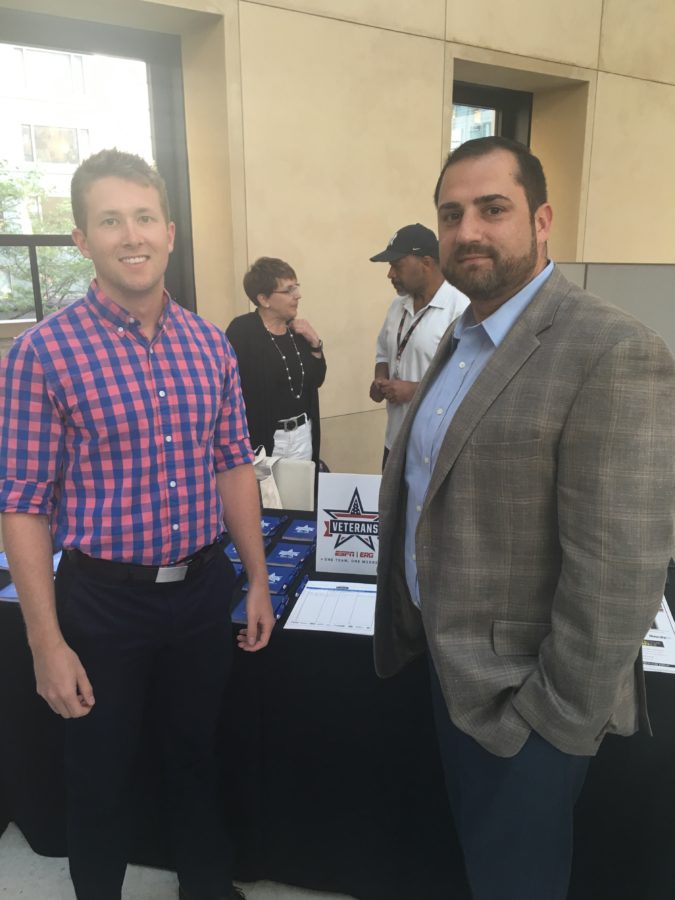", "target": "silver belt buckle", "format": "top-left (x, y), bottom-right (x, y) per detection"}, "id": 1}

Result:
top-left (155, 564), bottom-right (188, 583)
